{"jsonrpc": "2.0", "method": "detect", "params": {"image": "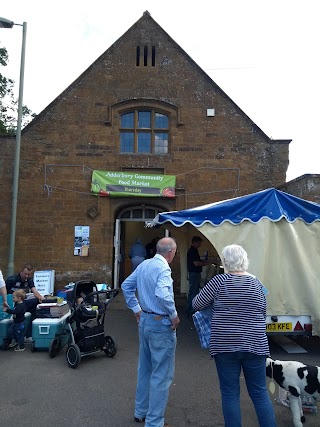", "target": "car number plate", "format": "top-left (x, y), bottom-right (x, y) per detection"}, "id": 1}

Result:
top-left (266, 322), bottom-right (292, 332)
